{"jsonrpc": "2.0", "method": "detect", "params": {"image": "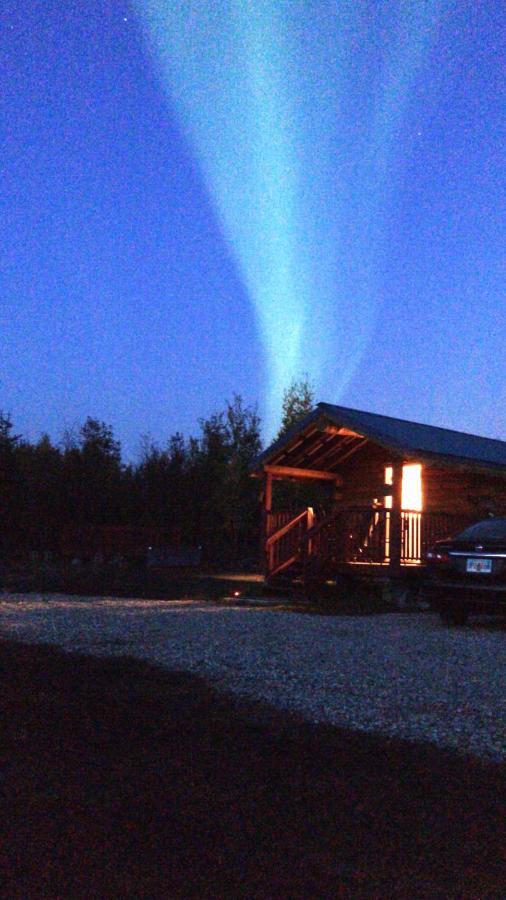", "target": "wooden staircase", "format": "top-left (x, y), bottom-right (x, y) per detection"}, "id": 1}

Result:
top-left (266, 506), bottom-right (388, 587)
top-left (265, 508), bottom-right (314, 588)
